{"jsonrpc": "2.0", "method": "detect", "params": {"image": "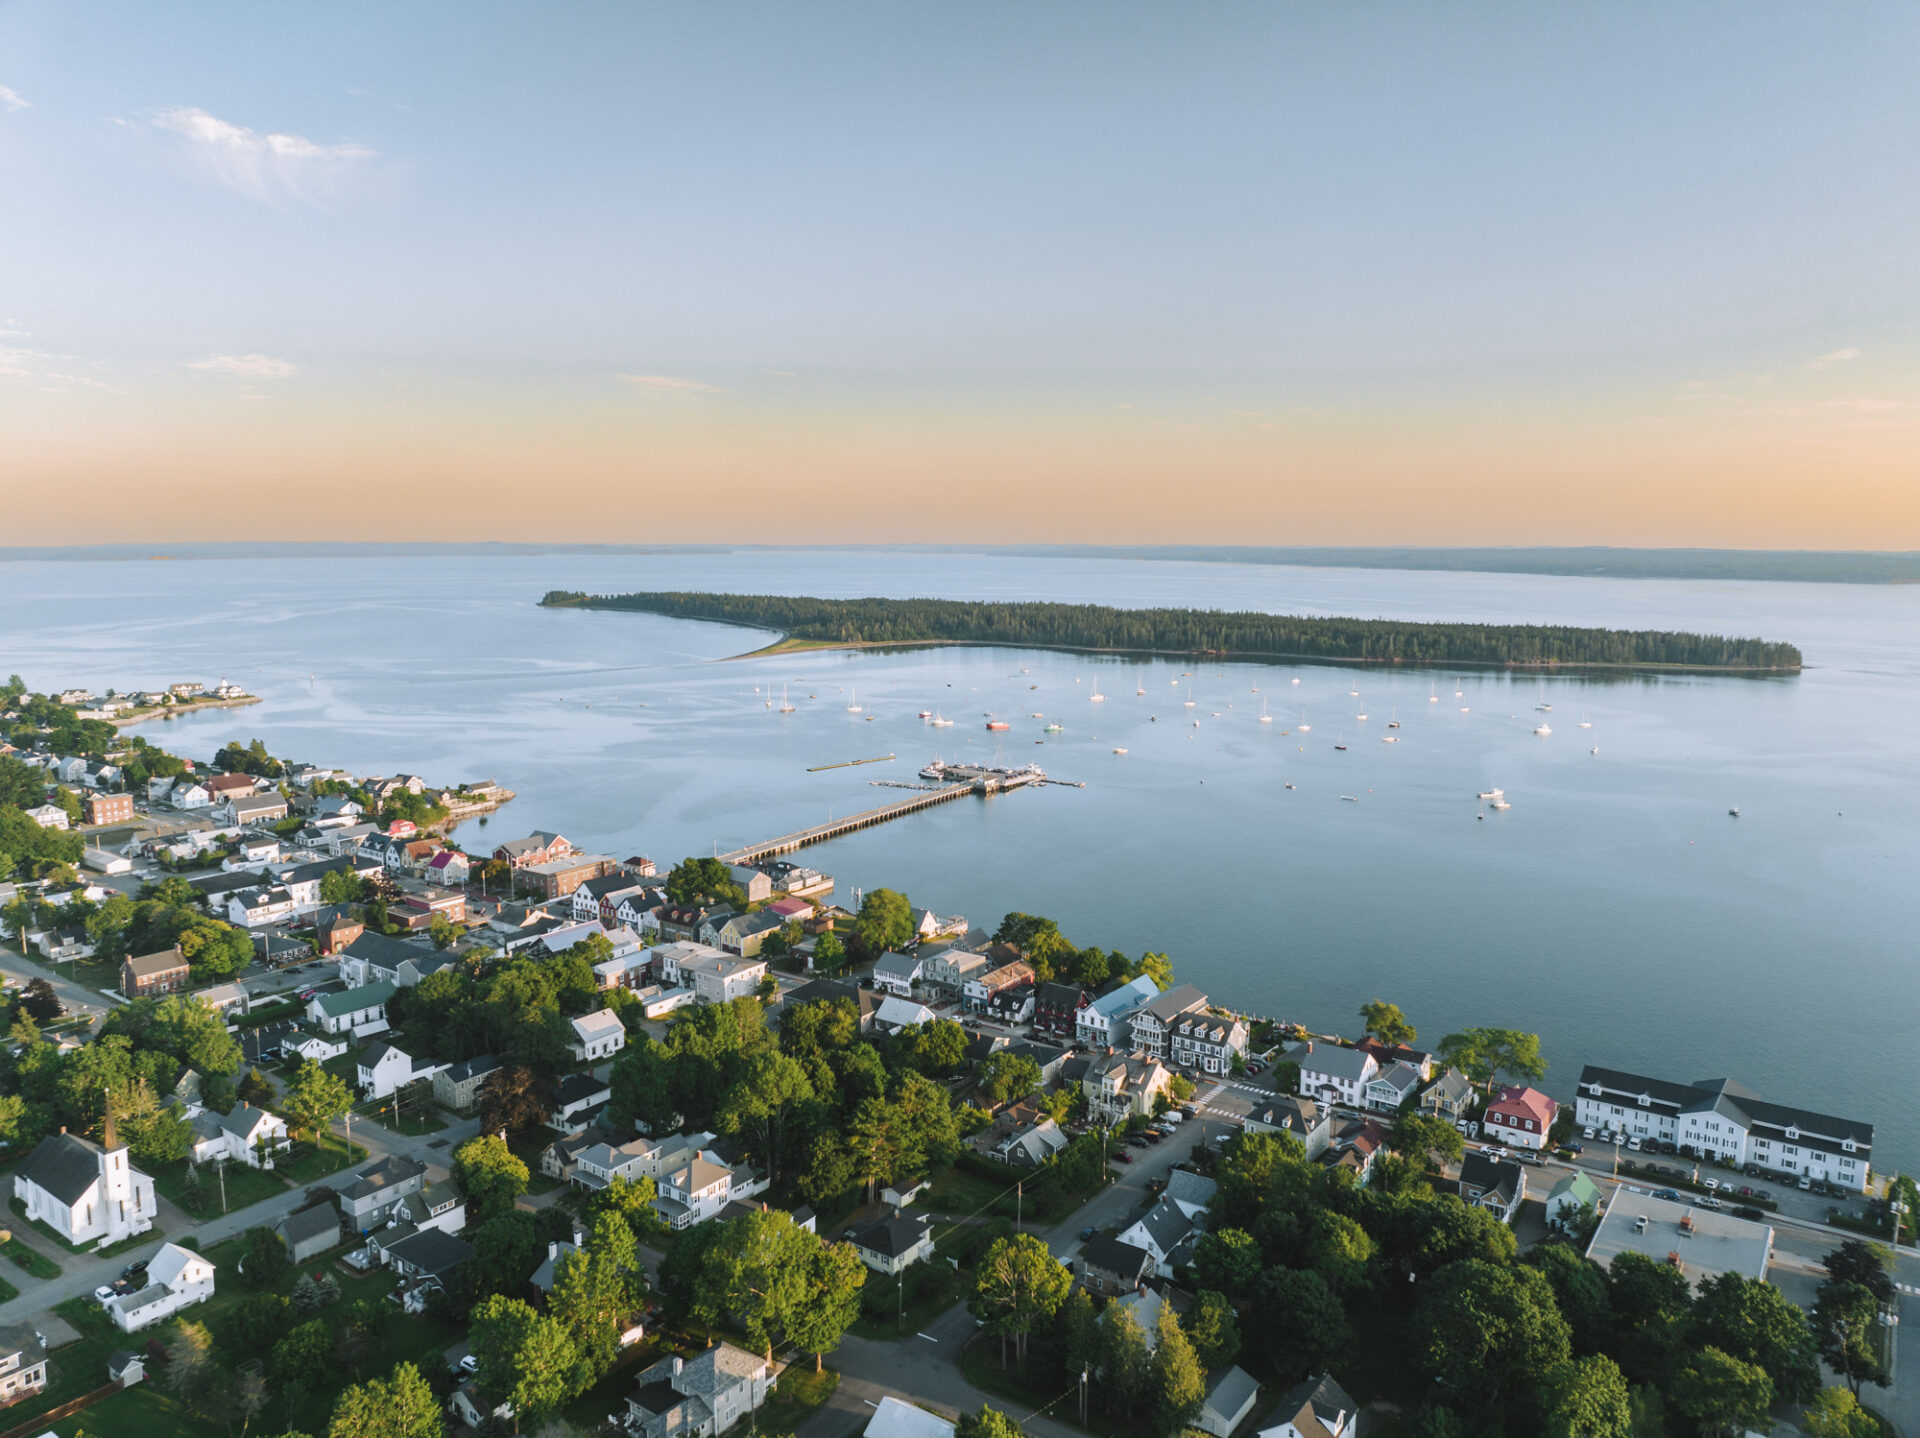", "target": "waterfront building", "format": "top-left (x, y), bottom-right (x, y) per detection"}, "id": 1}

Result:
top-left (1573, 1065), bottom-right (1872, 1191)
